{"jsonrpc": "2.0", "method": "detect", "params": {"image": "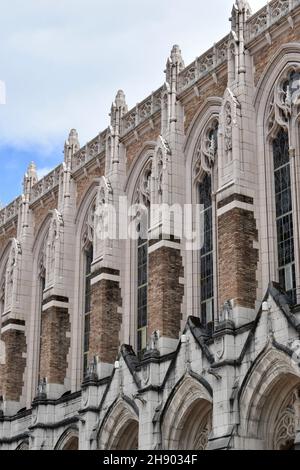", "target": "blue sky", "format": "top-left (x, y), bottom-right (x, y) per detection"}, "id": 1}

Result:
top-left (0, 0), bottom-right (266, 206)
